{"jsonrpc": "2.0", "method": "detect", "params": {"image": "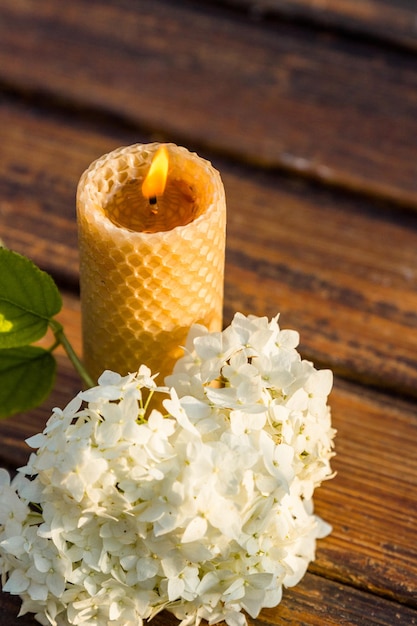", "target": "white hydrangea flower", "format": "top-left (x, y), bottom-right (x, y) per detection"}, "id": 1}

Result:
top-left (0, 313), bottom-right (335, 626)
